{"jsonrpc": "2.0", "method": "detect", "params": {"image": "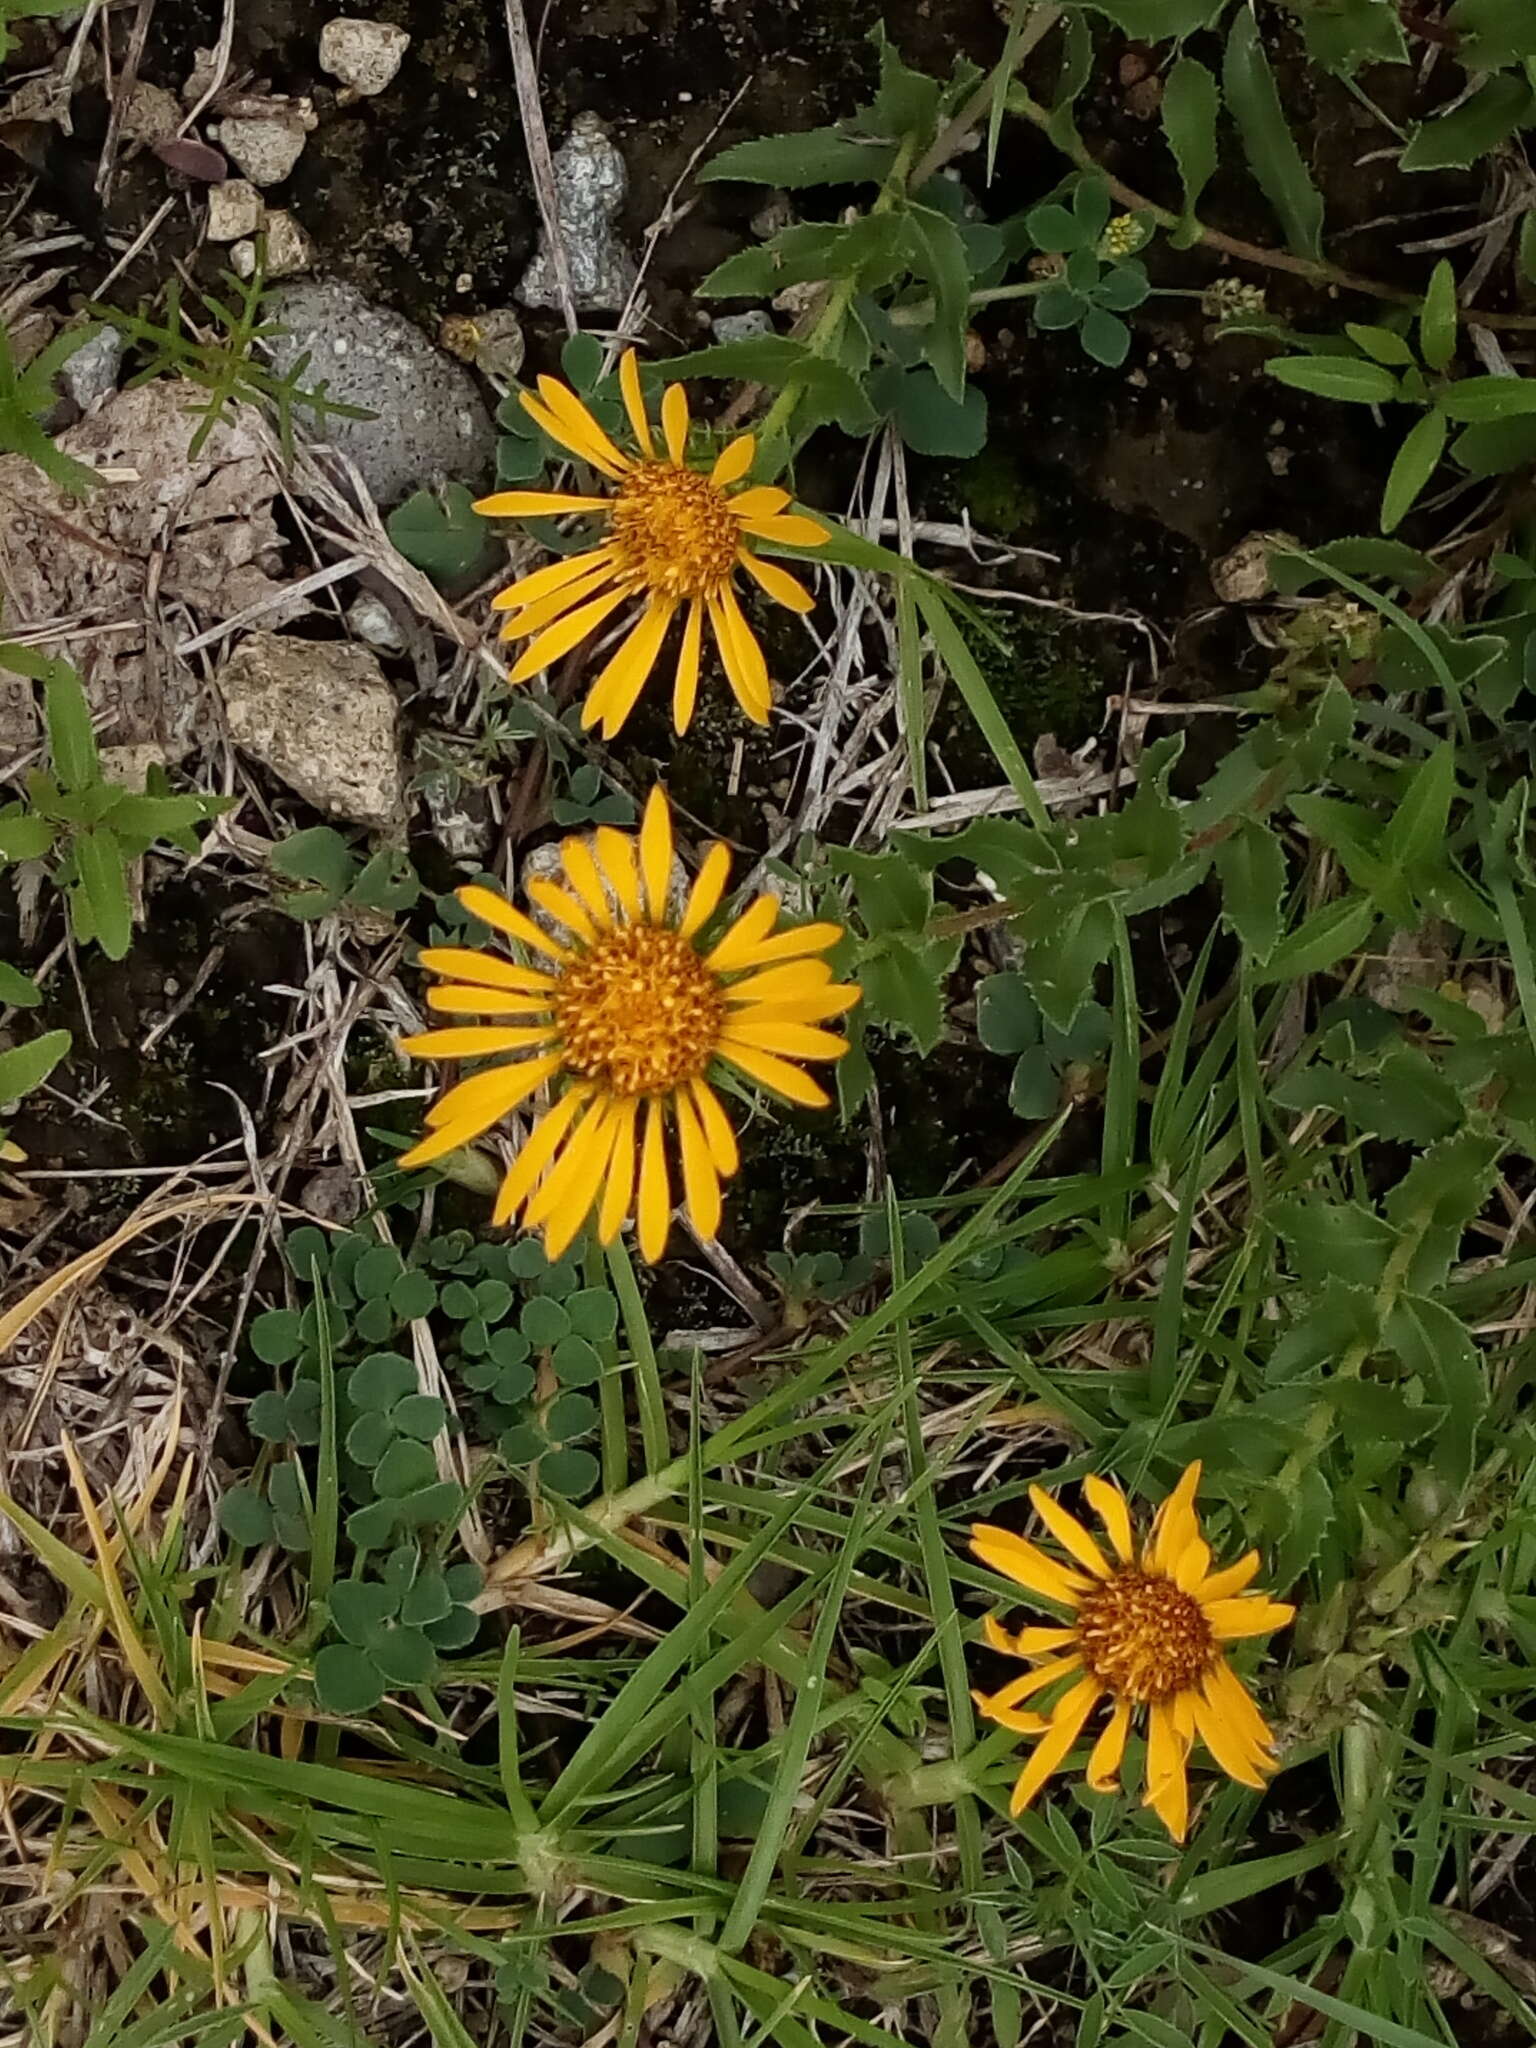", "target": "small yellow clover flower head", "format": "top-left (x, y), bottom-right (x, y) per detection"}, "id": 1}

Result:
top-left (1098, 212), bottom-right (1154, 262)
top-left (399, 789), bottom-right (859, 1263)
top-left (971, 1461), bottom-right (1294, 1841)
top-left (473, 351), bottom-right (829, 739)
